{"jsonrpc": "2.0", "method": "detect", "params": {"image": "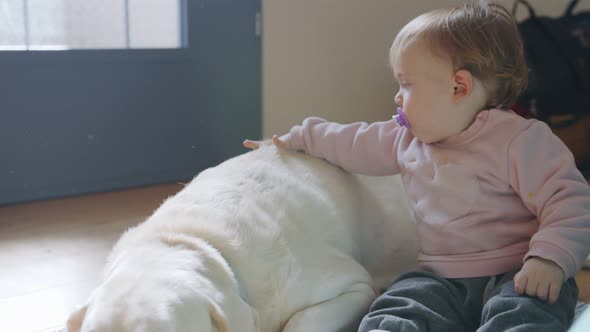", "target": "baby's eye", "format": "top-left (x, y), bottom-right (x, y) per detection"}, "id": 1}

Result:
top-left (400, 81), bottom-right (410, 88)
